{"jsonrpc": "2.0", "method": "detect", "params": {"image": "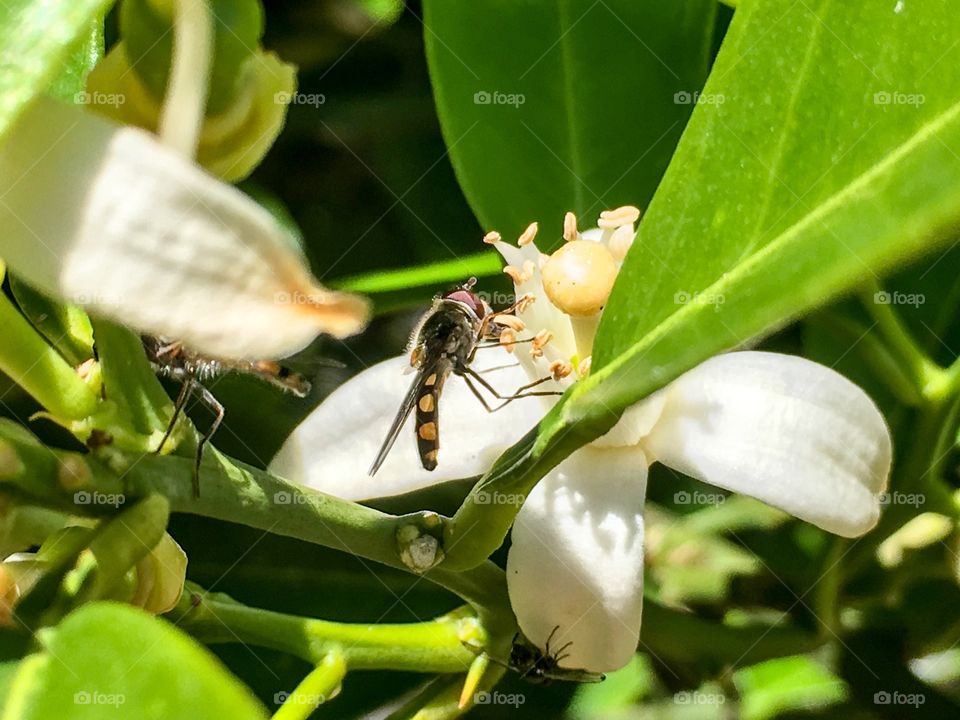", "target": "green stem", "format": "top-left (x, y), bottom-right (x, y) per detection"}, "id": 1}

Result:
top-left (861, 280), bottom-right (941, 393)
top-left (170, 585), bottom-right (479, 673)
top-left (273, 652), bottom-right (346, 720)
top-left (813, 538), bottom-right (845, 641)
top-left (0, 421), bottom-right (514, 634)
top-left (90, 318), bottom-right (171, 439)
top-left (0, 281), bottom-right (98, 420)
